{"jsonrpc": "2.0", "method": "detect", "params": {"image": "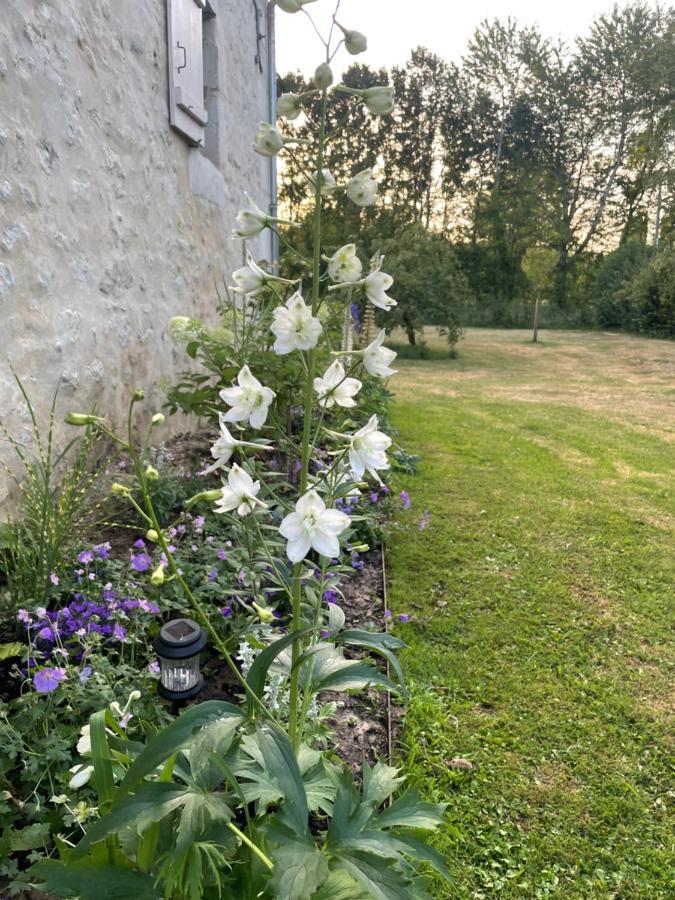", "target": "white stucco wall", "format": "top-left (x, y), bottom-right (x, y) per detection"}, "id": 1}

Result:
top-left (0, 0), bottom-right (275, 507)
